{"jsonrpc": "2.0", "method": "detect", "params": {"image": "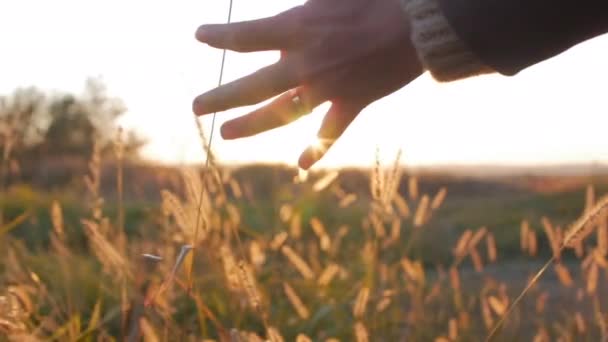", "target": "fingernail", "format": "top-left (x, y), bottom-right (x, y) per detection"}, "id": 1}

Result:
top-left (298, 151), bottom-right (314, 170)
top-left (195, 26), bottom-right (210, 41)
top-left (220, 124), bottom-right (236, 139)
top-left (192, 97), bottom-right (207, 116)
